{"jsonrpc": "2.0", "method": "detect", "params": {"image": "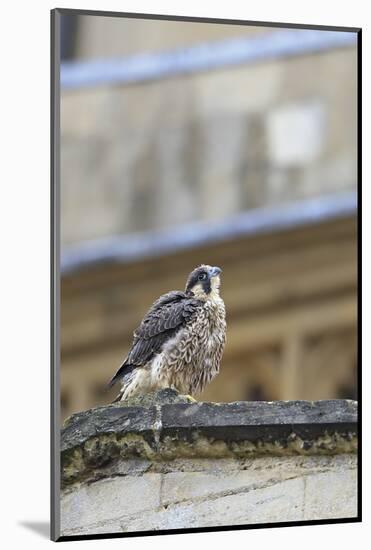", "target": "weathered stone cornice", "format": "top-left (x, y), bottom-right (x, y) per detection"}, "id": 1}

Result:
top-left (61, 389), bottom-right (357, 489)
